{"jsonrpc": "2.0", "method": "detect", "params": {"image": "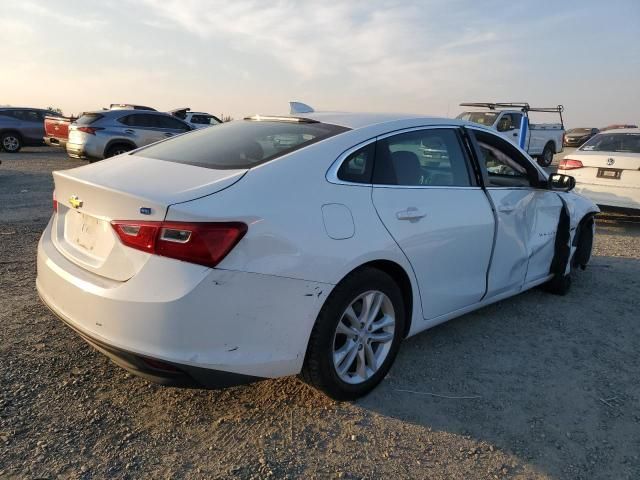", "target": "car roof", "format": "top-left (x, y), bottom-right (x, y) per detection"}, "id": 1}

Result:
top-left (290, 112), bottom-right (467, 130)
top-left (600, 128), bottom-right (640, 134)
